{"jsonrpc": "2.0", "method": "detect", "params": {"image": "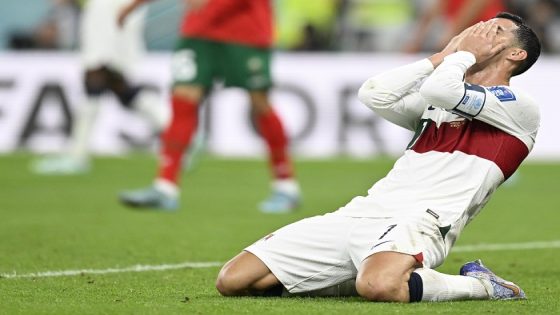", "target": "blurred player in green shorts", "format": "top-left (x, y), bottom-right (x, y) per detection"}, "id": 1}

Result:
top-left (118, 0), bottom-right (301, 213)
